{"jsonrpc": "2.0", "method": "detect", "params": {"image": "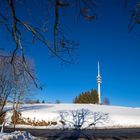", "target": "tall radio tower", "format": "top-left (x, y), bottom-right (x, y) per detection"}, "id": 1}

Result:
top-left (97, 62), bottom-right (102, 104)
